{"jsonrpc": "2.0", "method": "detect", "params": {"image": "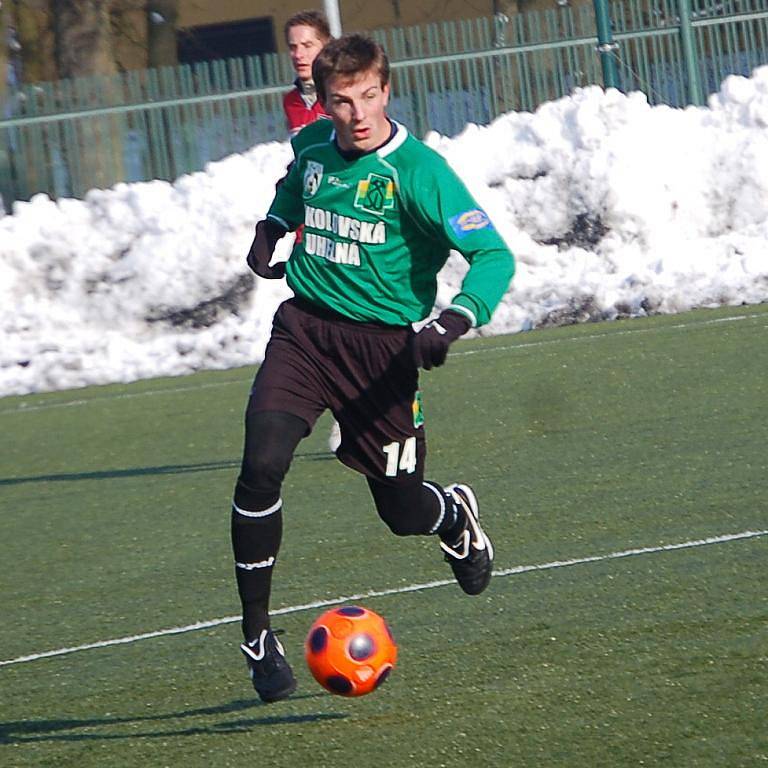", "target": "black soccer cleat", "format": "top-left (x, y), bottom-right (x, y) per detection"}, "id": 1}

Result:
top-left (440, 483), bottom-right (494, 595)
top-left (240, 629), bottom-right (297, 703)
